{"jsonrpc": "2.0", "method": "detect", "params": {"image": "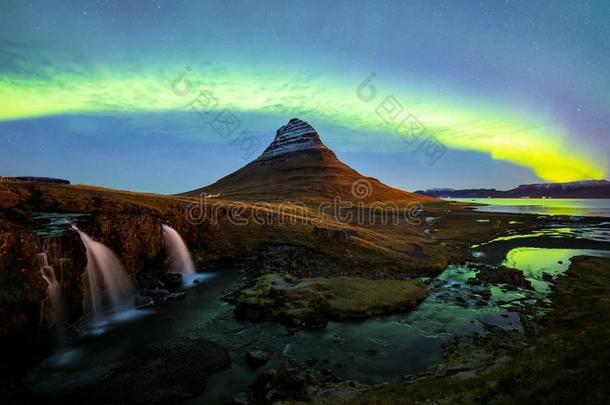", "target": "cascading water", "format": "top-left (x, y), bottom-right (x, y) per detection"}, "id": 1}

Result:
top-left (37, 252), bottom-right (65, 339)
top-left (162, 224), bottom-right (195, 275)
top-left (73, 227), bottom-right (134, 322)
